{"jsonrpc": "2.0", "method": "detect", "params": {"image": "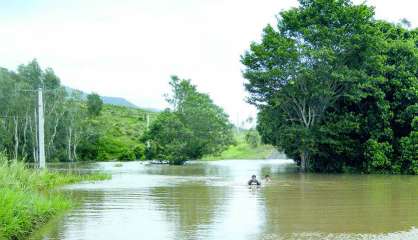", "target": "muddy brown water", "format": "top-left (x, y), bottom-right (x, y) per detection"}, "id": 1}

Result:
top-left (31, 160), bottom-right (418, 240)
